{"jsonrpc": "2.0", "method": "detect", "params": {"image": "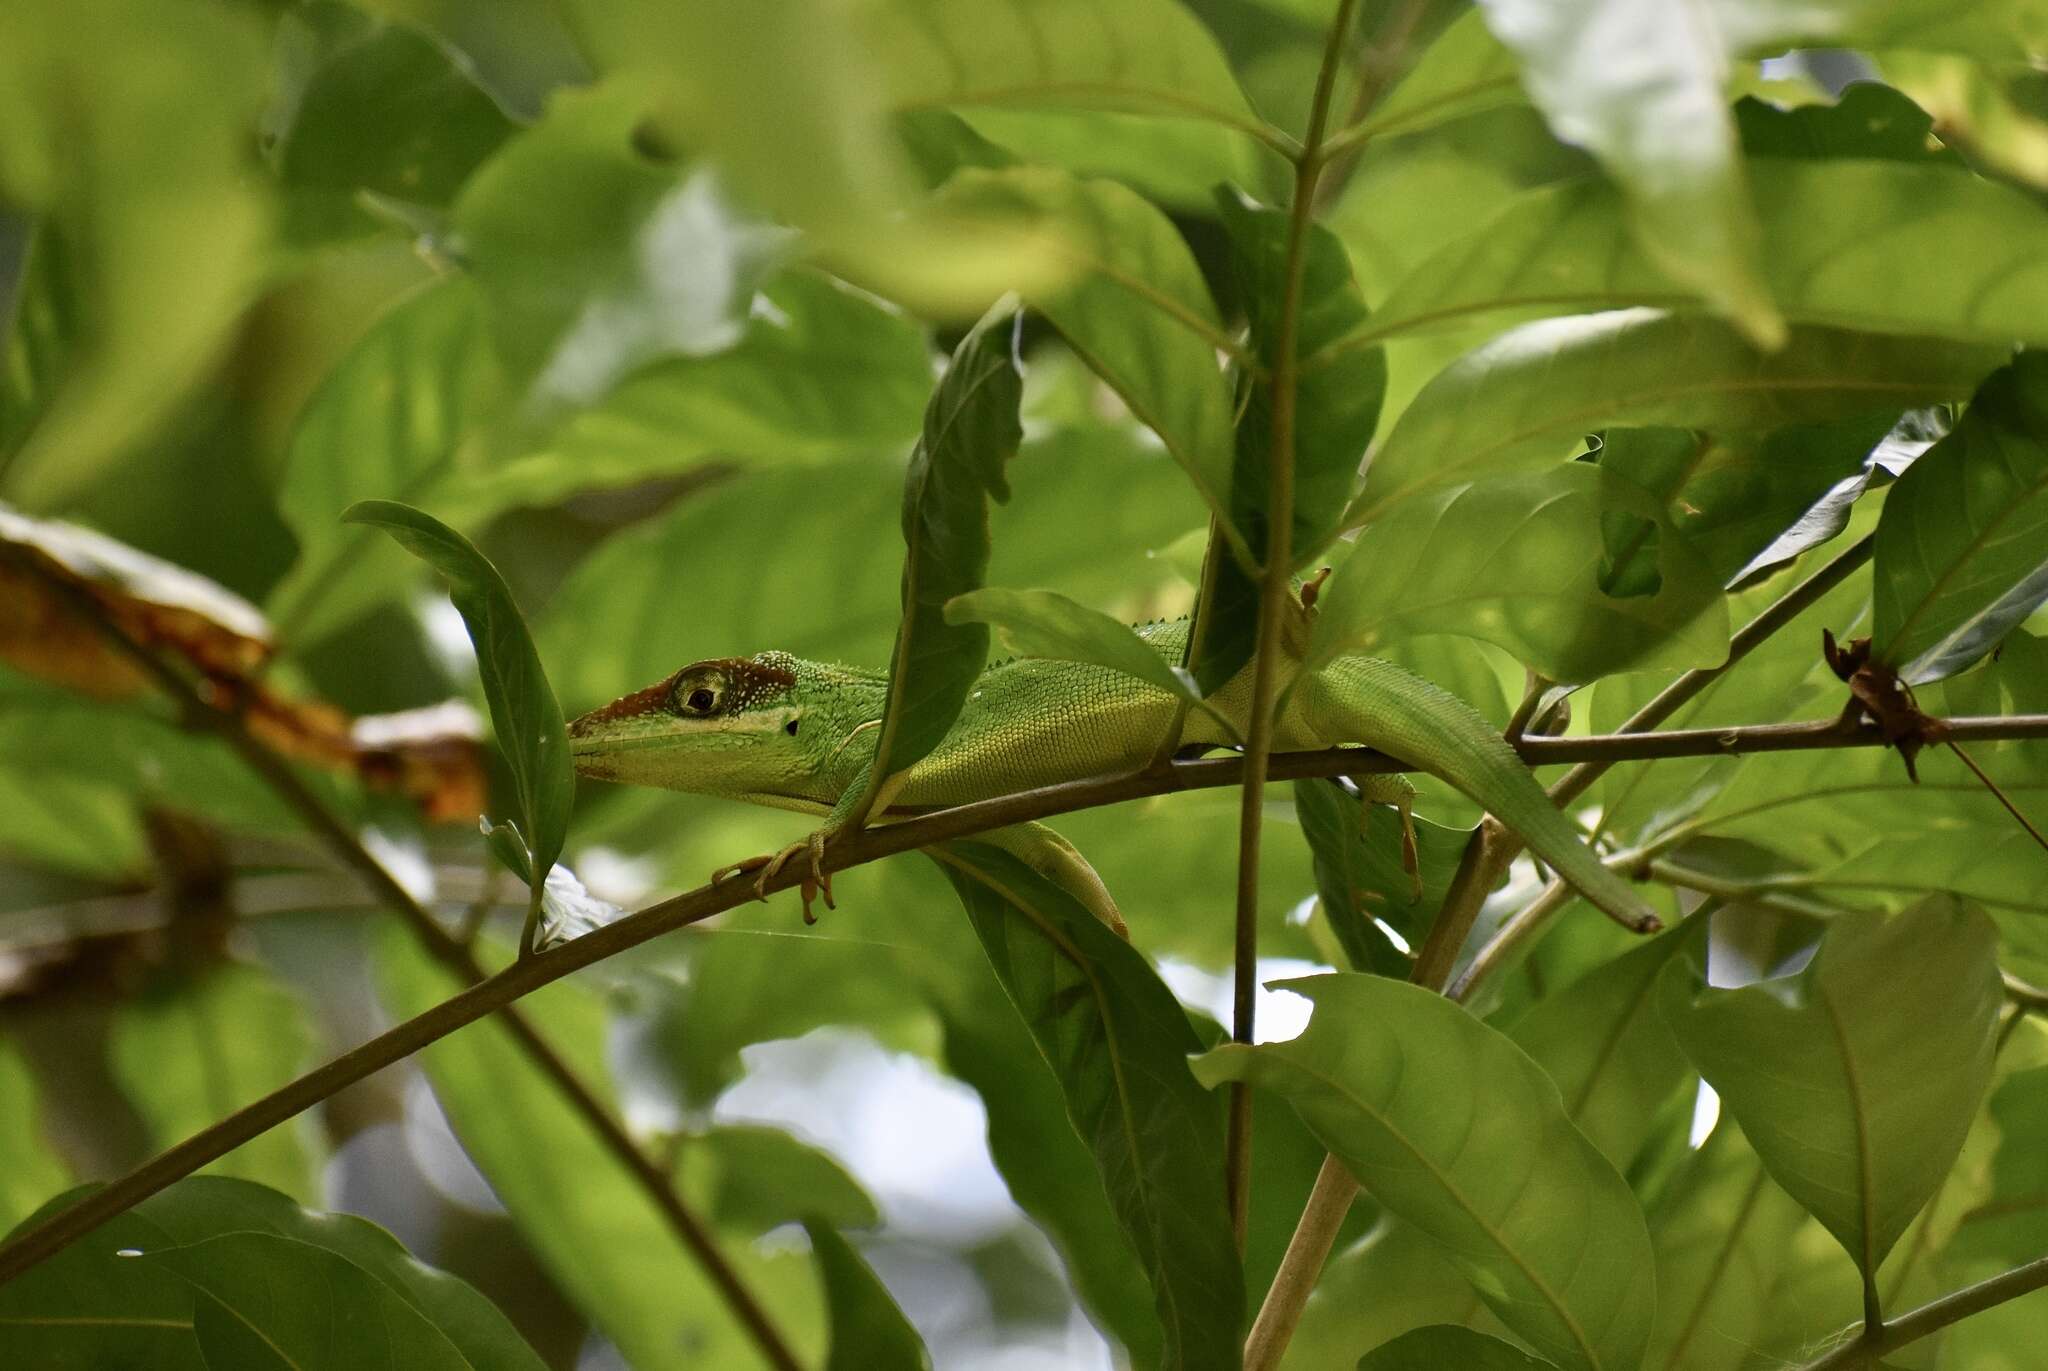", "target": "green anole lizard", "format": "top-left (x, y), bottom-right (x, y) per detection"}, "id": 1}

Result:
top-left (567, 589), bottom-right (1661, 937)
